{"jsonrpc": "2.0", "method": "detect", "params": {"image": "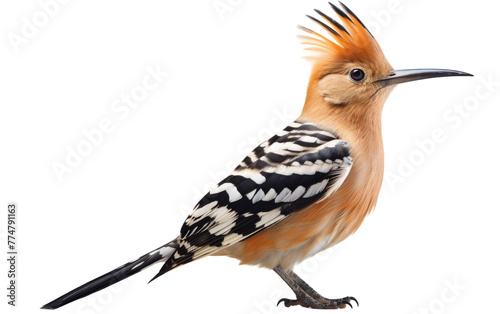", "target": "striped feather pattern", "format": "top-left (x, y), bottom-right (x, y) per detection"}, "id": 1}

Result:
top-left (152, 121), bottom-right (353, 278)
